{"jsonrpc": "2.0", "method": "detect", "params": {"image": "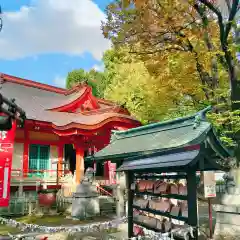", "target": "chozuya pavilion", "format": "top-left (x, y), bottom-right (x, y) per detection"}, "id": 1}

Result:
top-left (87, 107), bottom-right (232, 239)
